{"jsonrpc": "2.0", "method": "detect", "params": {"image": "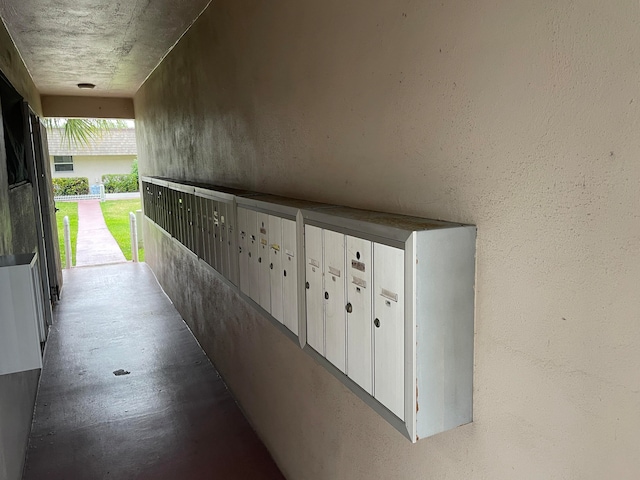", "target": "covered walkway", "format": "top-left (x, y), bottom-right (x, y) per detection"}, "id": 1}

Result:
top-left (23, 263), bottom-right (284, 479)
